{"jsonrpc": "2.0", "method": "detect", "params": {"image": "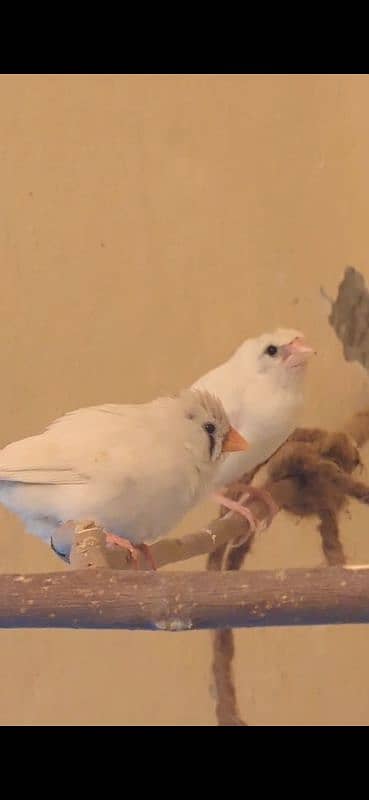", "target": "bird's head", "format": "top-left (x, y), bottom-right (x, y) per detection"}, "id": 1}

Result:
top-left (237, 328), bottom-right (315, 388)
top-left (180, 389), bottom-right (249, 463)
